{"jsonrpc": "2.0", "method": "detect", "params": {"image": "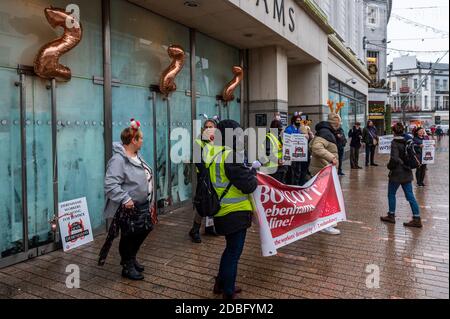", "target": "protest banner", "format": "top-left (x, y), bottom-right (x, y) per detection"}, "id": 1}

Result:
top-left (58, 197), bottom-right (94, 252)
top-left (251, 165), bottom-right (346, 256)
top-left (378, 135), bottom-right (394, 154)
top-left (291, 134), bottom-right (308, 162)
top-left (282, 133), bottom-right (292, 166)
top-left (422, 140), bottom-right (436, 164)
